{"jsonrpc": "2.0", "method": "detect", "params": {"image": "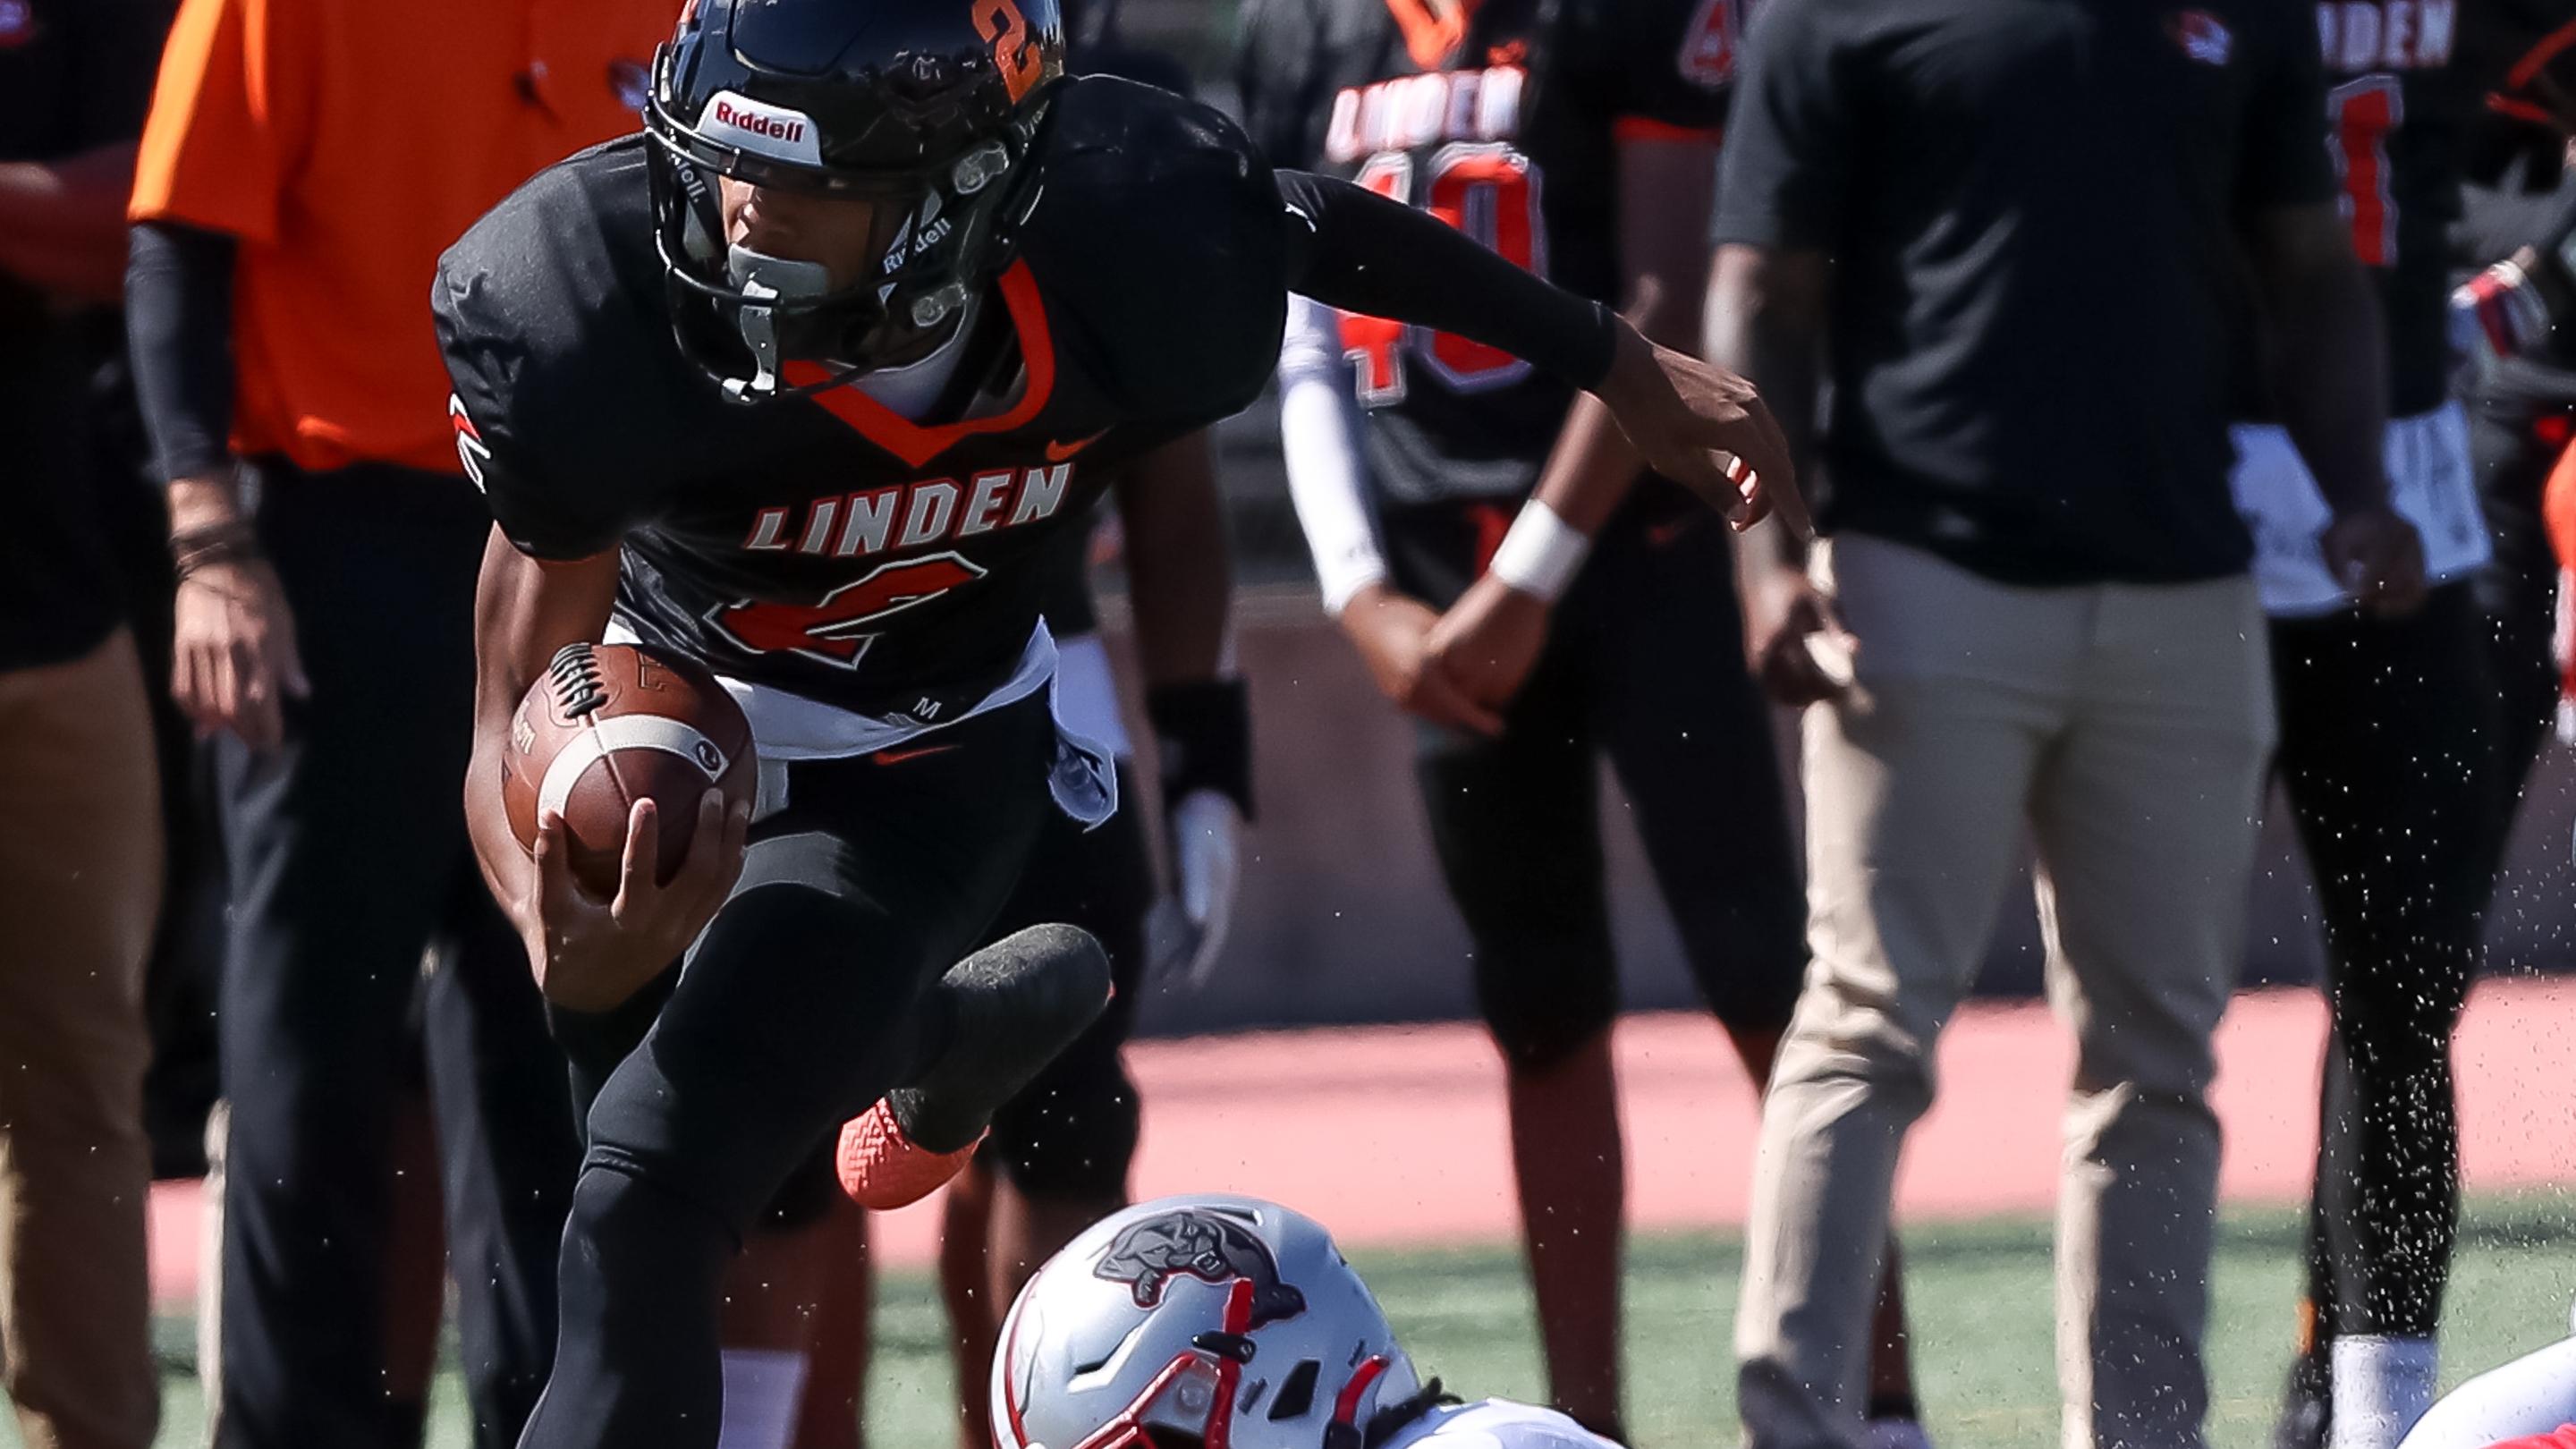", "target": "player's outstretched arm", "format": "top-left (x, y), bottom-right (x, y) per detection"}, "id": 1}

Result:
top-left (1278, 170), bottom-right (1802, 533)
top-left (466, 531), bottom-right (747, 1010)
